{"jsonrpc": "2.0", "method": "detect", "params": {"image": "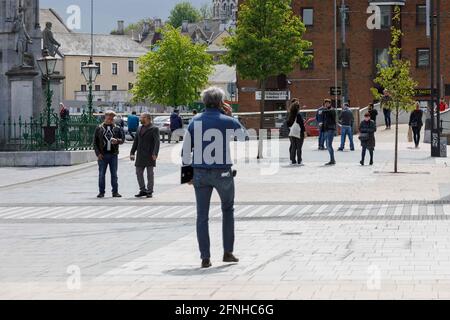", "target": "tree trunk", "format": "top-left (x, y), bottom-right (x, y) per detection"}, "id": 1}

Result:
top-left (257, 79), bottom-right (267, 160)
top-left (394, 103), bottom-right (399, 173)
